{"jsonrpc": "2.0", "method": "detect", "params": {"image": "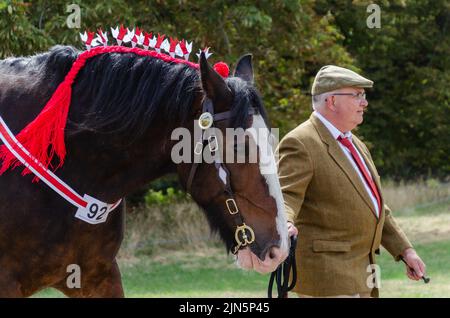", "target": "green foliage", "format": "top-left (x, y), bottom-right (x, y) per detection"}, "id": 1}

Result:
top-left (319, 0), bottom-right (450, 179)
top-left (144, 187), bottom-right (187, 206)
top-left (0, 0), bottom-right (447, 184)
top-left (0, 0), bottom-right (53, 57)
top-left (0, 0), bottom-right (352, 129)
